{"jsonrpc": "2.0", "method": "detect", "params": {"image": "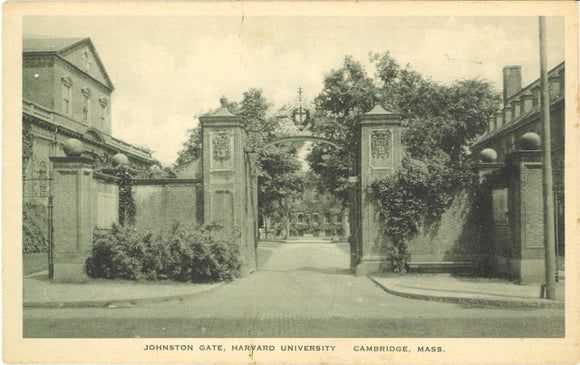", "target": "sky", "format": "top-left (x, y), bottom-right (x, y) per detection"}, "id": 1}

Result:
top-left (23, 16), bottom-right (565, 165)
